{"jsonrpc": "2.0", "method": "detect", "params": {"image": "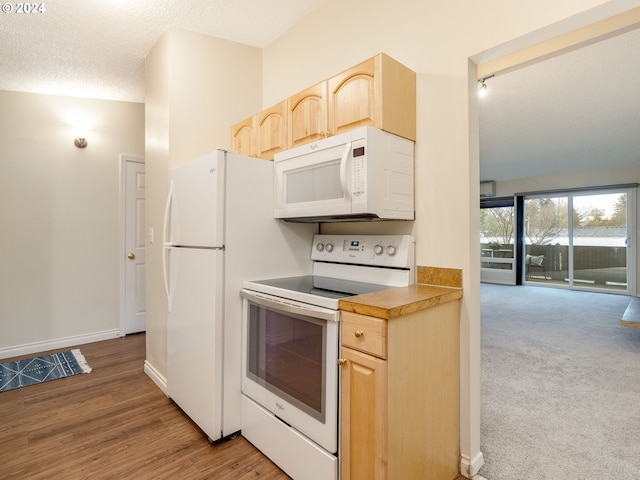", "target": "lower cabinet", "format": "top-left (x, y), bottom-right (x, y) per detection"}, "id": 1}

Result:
top-left (339, 302), bottom-right (460, 480)
top-left (340, 347), bottom-right (387, 480)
